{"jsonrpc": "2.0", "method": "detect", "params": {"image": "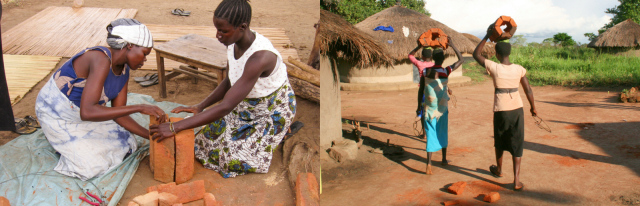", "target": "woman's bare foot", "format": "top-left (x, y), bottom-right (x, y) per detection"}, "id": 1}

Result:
top-left (426, 164), bottom-right (433, 175)
top-left (514, 182), bottom-right (524, 191)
